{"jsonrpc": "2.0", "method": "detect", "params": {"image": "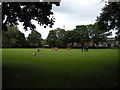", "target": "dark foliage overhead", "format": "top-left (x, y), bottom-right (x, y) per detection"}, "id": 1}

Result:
top-left (97, 2), bottom-right (120, 37)
top-left (2, 2), bottom-right (60, 31)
